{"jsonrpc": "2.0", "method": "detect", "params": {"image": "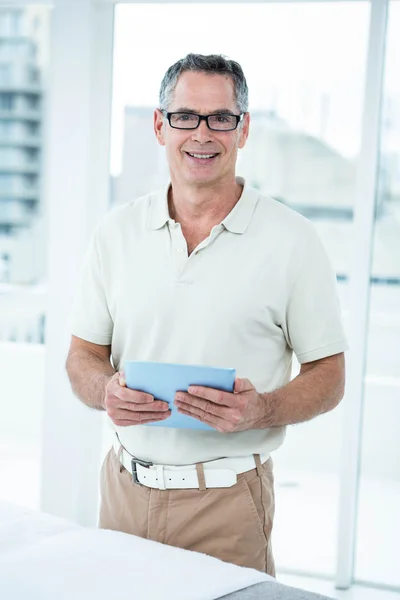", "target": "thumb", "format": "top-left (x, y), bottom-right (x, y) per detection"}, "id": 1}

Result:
top-left (118, 371), bottom-right (126, 387)
top-left (234, 377), bottom-right (255, 394)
